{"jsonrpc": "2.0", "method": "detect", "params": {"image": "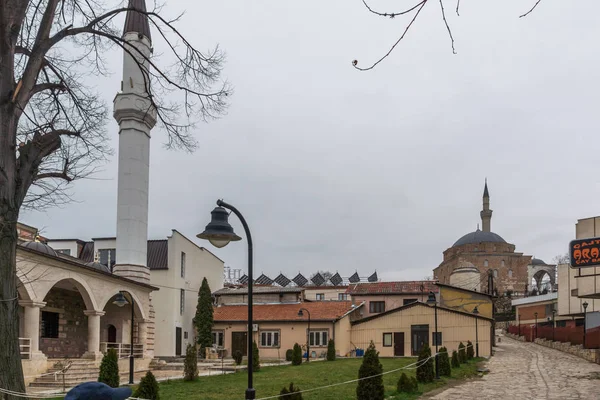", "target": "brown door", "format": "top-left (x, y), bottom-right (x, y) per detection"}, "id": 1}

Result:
top-left (393, 332), bottom-right (404, 356)
top-left (107, 325), bottom-right (117, 343)
top-left (411, 325), bottom-right (429, 356)
top-left (175, 327), bottom-right (182, 356)
top-left (231, 332), bottom-right (248, 357)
